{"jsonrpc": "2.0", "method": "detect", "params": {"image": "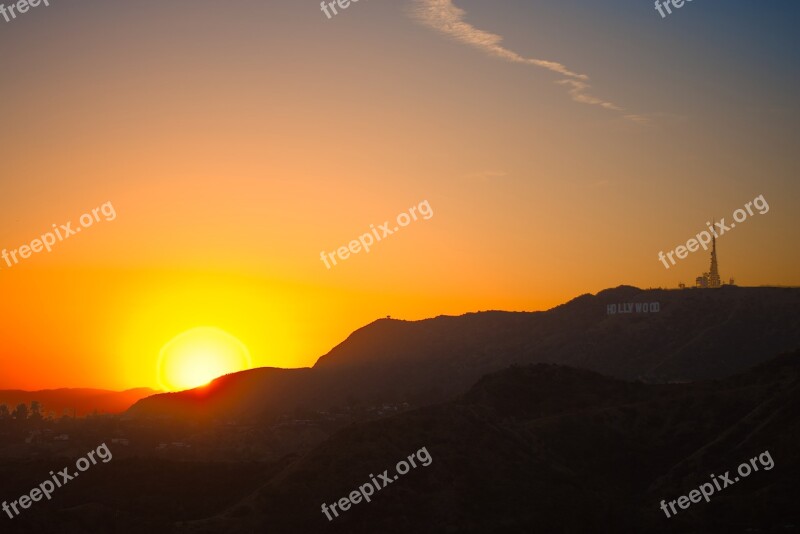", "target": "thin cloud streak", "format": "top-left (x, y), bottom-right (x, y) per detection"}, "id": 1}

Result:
top-left (412, 0), bottom-right (646, 122)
